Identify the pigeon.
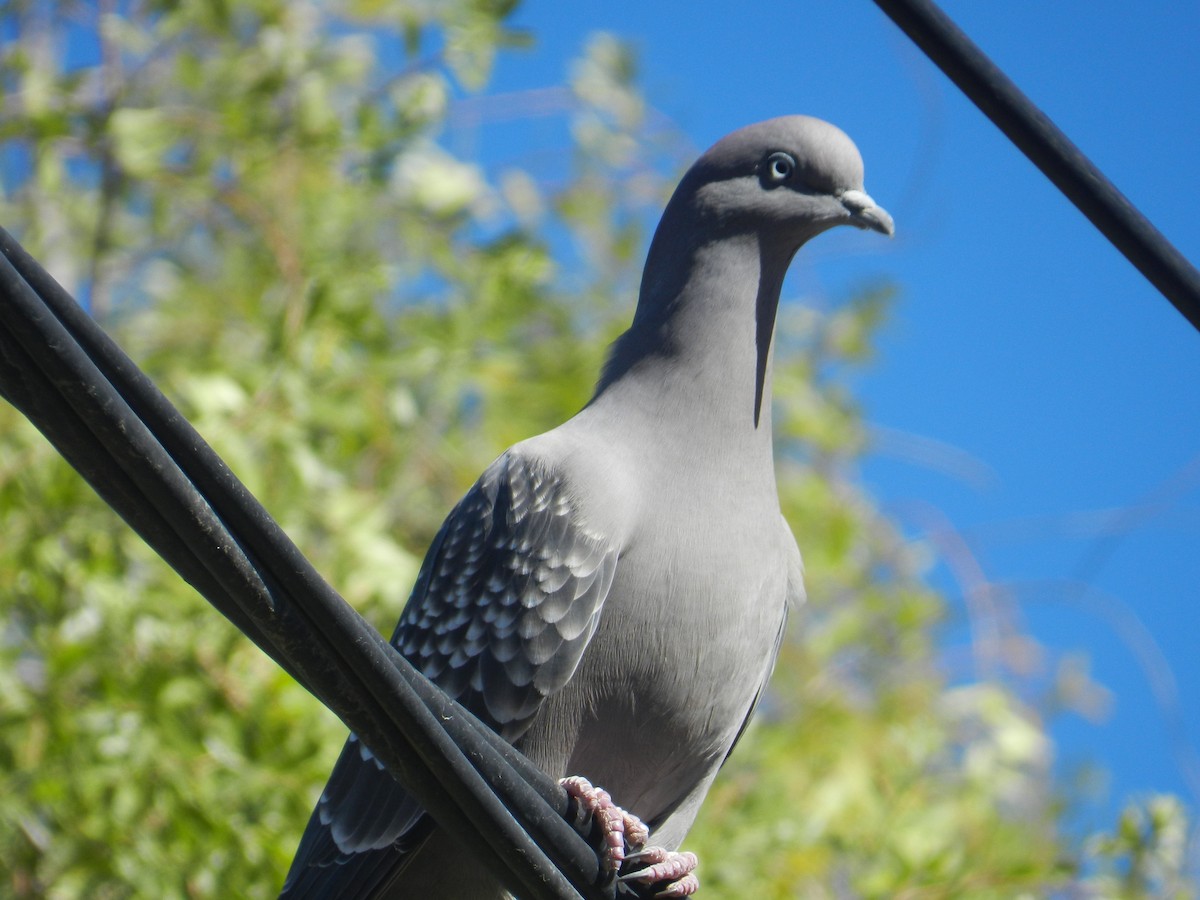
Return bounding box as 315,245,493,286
281,115,893,899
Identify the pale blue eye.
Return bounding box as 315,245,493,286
765,152,795,182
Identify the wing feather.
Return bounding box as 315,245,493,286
280,450,619,897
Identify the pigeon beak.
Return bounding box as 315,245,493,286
840,189,895,237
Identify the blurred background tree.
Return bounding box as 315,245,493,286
0,1,1191,897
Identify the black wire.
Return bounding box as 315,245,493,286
0,228,602,893
0,233,582,843
0,244,555,900
0,229,610,900
873,0,1200,334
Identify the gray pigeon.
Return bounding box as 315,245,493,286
281,115,893,899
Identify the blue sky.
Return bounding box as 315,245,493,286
477,2,1200,840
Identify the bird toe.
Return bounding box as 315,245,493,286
618,848,699,897
559,775,650,873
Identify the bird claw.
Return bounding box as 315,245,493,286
559,775,650,873
559,776,699,896
619,847,699,897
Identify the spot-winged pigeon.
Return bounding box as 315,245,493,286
281,115,893,899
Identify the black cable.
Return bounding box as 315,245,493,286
0,229,610,900
873,0,1200,334
0,231,584,846
0,228,604,895
0,245,560,900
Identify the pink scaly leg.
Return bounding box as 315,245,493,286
559,775,650,874
559,776,699,897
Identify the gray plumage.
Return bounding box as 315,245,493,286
281,115,893,899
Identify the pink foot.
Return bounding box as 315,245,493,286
559,775,650,874
619,847,699,898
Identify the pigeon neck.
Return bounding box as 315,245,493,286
592,229,793,453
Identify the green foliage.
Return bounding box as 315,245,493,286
1083,796,1194,899
0,2,1192,897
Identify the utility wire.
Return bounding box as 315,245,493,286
0,228,612,900
873,0,1200,334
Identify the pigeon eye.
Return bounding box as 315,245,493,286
763,152,795,185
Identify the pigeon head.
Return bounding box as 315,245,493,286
680,115,893,248
601,116,892,428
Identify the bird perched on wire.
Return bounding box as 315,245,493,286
281,115,893,899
